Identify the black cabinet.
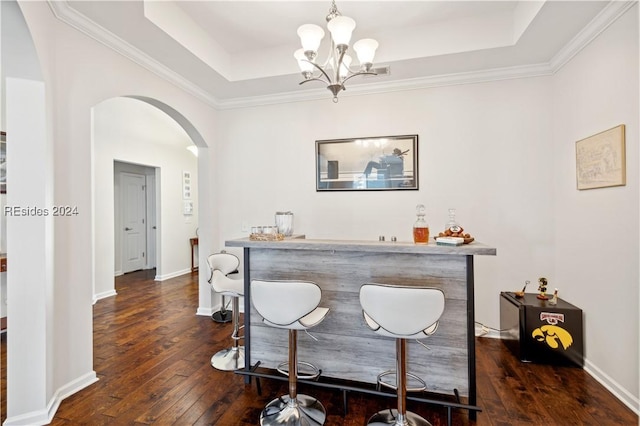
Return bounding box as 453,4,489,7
500,292,584,367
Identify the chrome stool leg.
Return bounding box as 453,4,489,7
211,295,245,371
260,330,326,426
211,295,232,323
367,339,431,426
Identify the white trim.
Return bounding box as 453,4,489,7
94,289,117,302
47,1,220,109
216,62,554,110
584,359,640,415
197,300,245,317
492,334,640,415
548,0,637,71
196,306,216,317
46,0,634,111
3,372,98,426
154,268,192,281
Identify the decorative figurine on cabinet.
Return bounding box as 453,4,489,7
549,288,559,305
537,277,549,300
515,280,529,298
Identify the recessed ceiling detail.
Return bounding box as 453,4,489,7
49,1,631,109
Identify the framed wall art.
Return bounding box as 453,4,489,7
576,124,625,190
316,134,418,191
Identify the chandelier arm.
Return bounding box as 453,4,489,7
306,60,333,84
340,71,377,85
299,77,329,86
335,47,347,83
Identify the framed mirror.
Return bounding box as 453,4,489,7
316,134,418,191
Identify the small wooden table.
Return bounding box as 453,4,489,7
189,238,198,272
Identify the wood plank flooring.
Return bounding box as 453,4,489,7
1,269,637,425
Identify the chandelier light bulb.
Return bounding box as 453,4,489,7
353,38,378,68
327,16,356,47
297,24,325,55
294,49,315,76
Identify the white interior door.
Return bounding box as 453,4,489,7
146,173,157,269
122,172,146,273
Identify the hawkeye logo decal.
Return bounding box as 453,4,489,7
532,312,573,350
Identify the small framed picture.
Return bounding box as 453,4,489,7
182,170,192,199
576,125,625,190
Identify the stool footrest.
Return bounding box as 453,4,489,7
276,361,321,380
377,370,427,393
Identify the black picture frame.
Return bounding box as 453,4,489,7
316,134,418,191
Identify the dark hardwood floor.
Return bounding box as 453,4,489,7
1,270,637,425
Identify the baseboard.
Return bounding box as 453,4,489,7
584,359,640,415
196,300,245,317
3,371,98,426
474,323,502,338
94,289,117,303
154,268,192,281
486,333,639,415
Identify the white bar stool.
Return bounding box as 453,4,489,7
359,284,445,426
207,252,245,371
251,279,330,426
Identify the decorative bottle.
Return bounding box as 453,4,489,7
446,208,461,233
413,204,429,244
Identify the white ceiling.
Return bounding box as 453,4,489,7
50,1,627,108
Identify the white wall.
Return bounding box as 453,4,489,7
215,7,638,412
5,2,219,424
93,97,199,301
216,77,555,316
1,0,43,322
552,5,639,407
7,0,639,423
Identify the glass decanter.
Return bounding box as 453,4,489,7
446,208,462,233
413,204,429,244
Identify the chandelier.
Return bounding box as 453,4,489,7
294,0,379,102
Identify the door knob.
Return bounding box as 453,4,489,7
125,227,133,231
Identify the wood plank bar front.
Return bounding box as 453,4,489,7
226,237,496,410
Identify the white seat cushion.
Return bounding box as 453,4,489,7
251,280,328,330
210,269,244,297
360,284,445,339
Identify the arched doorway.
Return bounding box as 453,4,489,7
92,96,205,300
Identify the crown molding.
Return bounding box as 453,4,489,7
216,63,554,110
47,0,222,109
548,0,637,72
47,0,633,111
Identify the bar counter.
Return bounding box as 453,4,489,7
225,236,496,409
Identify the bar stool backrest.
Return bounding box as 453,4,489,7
207,253,243,296
207,252,240,275
251,280,322,328
360,284,445,338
